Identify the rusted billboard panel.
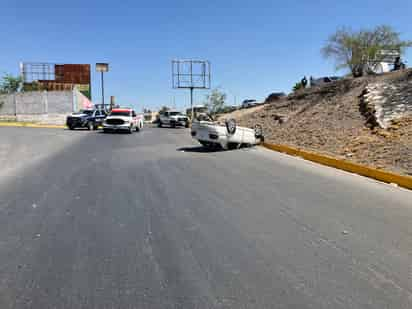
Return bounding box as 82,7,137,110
55,64,90,84
21,62,91,99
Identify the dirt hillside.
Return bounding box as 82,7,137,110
221,70,412,176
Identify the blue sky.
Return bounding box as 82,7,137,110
1,0,412,111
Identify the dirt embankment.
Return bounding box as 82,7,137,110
222,70,412,175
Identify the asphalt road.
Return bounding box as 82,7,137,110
0,126,412,309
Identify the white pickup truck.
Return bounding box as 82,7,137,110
103,108,143,133
158,111,189,128
191,116,264,150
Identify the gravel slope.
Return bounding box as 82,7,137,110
222,71,412,175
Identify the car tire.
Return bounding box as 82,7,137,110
128,126,133,134
136,123,140,132
68,125,75,130
93,124,98,130
87,122,94,130
254,124,263,138
171,122,176,128
225,119,236,135
185,121,189,128
158,121,162,128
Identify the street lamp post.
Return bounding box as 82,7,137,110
96,63,109,110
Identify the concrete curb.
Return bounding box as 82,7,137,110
262,142,412,190
0,122,65,129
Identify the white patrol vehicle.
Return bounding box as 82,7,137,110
103,108,143,133
158,111,189,128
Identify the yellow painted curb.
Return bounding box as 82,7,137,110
262,142,412,190
0,122,65,129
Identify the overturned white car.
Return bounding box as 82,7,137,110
191,116,264,150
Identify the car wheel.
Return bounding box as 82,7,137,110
185,121,189,128
225,119,236,135
254,124,263,138
128,126,133,134
87,122,94,130
68,125,75,130
136,123,140,132
171,122,176,128
93,125,98,130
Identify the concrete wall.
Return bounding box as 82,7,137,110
0,90,88,125
0,94,16,115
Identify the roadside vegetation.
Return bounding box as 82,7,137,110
0,74,22,94
204,88,227,114
322,25,412,77
218,25,412,175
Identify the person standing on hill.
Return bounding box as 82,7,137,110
301,76,308,88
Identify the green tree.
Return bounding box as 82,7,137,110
0,74,22,93
292,82,304,92
322,25,412,77
204,88,226,114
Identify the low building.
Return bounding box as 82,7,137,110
143,110,159,123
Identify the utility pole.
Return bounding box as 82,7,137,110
110,96,115,111
190,87,194,119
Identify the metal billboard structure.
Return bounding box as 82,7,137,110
172,60,211,119
20,62,91,99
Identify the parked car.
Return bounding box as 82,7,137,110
191,115,264,150
241,99,257,109
102,108,143,133
217,105,238,114
264,92,286,103
66,109,107,130
158,111,189,128
310,76,341,87
186,105,208,119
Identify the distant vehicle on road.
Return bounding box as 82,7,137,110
158,111,189,128
66,109,107,130
191,115,264,150
103,108,143,133
186,105,208,119
241,99,258,109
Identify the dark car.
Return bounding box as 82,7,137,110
66,109,107,130
264,92,286,103
310,76,341,87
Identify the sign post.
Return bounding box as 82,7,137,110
96,63,109,111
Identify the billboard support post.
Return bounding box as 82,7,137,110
190,87,194,120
